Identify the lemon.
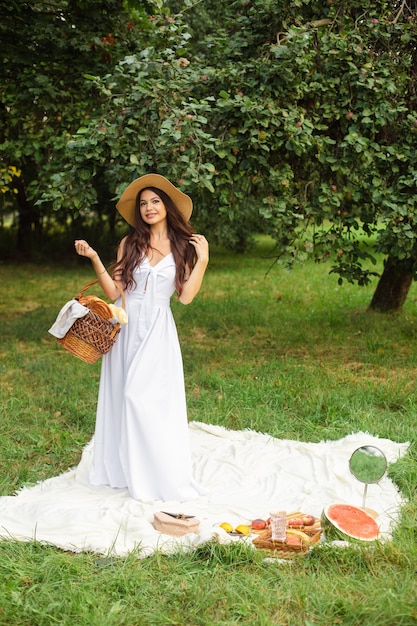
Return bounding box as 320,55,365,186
234,524,250,536
220,522,233,533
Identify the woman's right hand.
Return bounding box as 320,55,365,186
74,240,97,260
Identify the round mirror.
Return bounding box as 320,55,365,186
349,445,387,484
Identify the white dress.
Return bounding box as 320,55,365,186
89,253,205,502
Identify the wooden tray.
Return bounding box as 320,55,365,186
252,514,322,557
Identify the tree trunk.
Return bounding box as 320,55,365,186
368,256,413,313
16,178,37,258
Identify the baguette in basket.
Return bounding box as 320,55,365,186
50,281,127,364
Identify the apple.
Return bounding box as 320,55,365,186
285,533,301,546
251,518,267,531
287,514,315,527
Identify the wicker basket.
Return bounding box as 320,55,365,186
252,514,322,557
57,281,126,364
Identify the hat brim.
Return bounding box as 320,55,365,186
116,174,193,226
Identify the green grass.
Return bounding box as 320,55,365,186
0,237,416,625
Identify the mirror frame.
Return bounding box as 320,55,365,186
349,445,387,484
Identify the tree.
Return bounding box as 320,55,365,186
183,0,417,311
2,0,417,313
60,0,417,310
0,0,149,256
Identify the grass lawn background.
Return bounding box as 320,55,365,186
0,236,416,625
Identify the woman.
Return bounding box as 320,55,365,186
75,174,209,501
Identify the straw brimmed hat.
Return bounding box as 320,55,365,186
116,174,193,226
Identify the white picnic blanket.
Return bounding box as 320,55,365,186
0,423,408,557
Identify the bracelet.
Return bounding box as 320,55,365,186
98,268,107,275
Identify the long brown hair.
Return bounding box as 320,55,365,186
113,187,196,294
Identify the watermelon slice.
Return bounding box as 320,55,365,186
322,503,379,542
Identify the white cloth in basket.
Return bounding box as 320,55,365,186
48,300,90,339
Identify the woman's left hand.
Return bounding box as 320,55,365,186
189,234,209,264
74,239,97,260
180,234,209,304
